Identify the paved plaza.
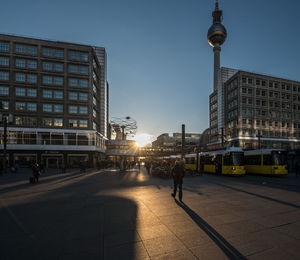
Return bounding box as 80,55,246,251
0,168,300,260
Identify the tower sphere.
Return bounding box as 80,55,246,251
207,23,227,47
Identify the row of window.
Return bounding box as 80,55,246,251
0,56,90,76
241,80,300,92
0,42,89,62
1,87,94,104
13,116,89,128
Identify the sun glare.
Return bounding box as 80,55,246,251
134,133,153,147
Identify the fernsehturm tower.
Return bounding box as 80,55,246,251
207,0,227,144
207,0,227,91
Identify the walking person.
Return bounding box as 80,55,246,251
145,161,151,175
171,160,185,202
32,163,41,183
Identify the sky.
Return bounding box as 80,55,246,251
1,0,300,143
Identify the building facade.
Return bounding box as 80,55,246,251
0,34,109,168
152,133,201,148
224,70,300,150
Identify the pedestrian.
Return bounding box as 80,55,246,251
171,160,185,202
296,160,300,178
32,163,41,183
145,161,151,175
14,162,19,173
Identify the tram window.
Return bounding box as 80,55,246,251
223,155,231,165
245,155,261,165
263,155,272,165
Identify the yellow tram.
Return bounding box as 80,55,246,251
244,149,288,175
199,147,245,175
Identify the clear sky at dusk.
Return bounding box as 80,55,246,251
1,0,300,140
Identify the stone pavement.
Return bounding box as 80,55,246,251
0,167,300,260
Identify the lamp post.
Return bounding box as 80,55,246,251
0,113,13,174
256,130,262,149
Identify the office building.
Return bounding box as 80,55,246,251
0,34,109,168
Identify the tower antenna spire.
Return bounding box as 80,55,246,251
215,0,219,9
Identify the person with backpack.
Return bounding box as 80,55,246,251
171,160,185,202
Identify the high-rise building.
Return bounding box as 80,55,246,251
0,34,109,168
224,70,300,150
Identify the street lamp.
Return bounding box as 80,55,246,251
0,112,13,174
256,130,262,149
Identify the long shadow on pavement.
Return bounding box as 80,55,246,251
0,171,141,260
213,182,300,210
175,200,246,260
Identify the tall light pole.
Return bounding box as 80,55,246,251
0,113,13,174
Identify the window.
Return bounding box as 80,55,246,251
69,92,78,100
69,65,78,73
27,103,37,112
69,119,78,128
43,48,64,58
43,104,52,112
79,106,88,114
80,53,88,61
0,42,9,52
27,88,37,97
93,122,96,130
15,44,26,53
93,84,97,93
248,78,252,84
256,80,260,85
69,78,78,87
261,90,266,96
54,77,63,86
16,44,37,55
79,120,88,128
54,63,63,72
27,74,37,83
0,71,9,80
242,78,246,84
43,118,52,127
27,46,37,55
1,100,9,110
80,79,88,87
43,90,52,98
43,76,52,85
248,88,252,94
16,102,26,111
79,93,88,101
262,81,266,86
54,118,63,127
248,98,252,105
80,66,88,74
54,91,63,99
43,62,52,71
15,73,25,82
54,49,63,58
68,51,88,61
256,99,260,106
93,96,96,105
242,119,246,124
93,109,96,118
16,88,26,96
0,86,9,95
54,104,63,113
242,97,246,104
69,105,77,114
0,57,9,66
16,59,26,68
27,60,37,69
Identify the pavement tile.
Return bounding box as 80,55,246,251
104,241,149,260
189,240,231,260
142,234,185,257
137,224,173,240
151,248,198,260
272,223,300,239
247,247,298,260
104,230,141,247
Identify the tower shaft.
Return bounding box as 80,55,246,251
213,45,221,91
